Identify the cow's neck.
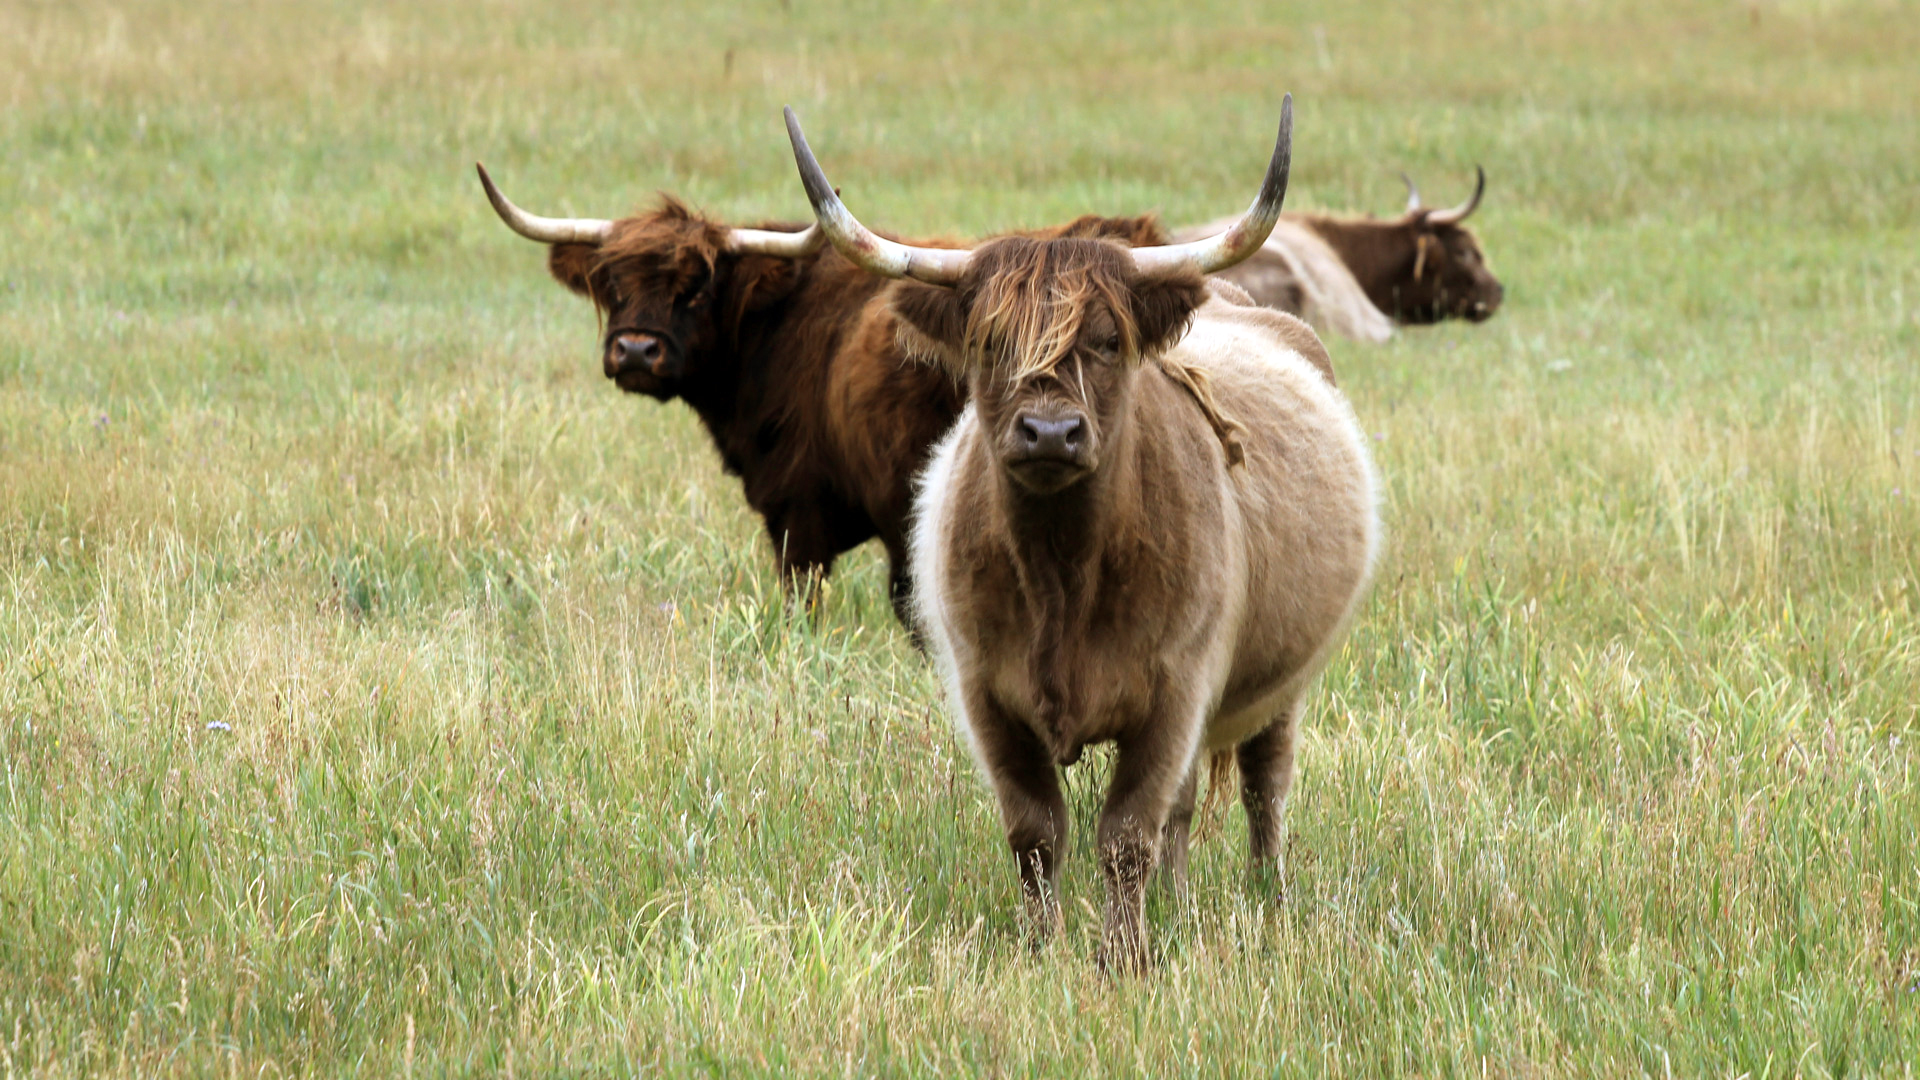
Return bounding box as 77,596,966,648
678,350,747,441
1295,214,1415,315
674,275,796,477
988,397,1147,763
672,358,753,481
674,254,882,484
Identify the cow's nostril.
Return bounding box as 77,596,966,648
1015,415,1086,458
615,335,667,372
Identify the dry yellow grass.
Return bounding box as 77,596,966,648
2,0,1917,1075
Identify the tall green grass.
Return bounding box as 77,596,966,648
2,0,1917,1074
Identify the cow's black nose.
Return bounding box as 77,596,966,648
617,335,665,371
1016,414,1085,459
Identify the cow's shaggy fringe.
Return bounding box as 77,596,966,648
962,241,1153,382
951,238,1249,464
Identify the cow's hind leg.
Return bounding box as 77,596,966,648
969,695,1069,945
1239,700,1304,890
1158,762,1200,898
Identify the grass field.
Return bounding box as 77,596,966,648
3,0,1919,1074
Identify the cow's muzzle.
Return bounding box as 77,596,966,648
1005,411,1092,493
606,332,673,379
1468,285,1503,322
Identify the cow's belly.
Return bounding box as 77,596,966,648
1205,676,1309,750
1193,547,1371,750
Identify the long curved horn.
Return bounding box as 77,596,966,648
725,223,826,257
1129,94,1292,276
476,164,613,245
783,107,972,285
1424,165,1485,226
1400,171,1423,213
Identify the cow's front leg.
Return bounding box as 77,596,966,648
1239,700,1304,887
968,693,1068,944
768,514,837,612
879,531,919,637
1097,719,1198,975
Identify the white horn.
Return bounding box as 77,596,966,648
1424,166,1485,226
1129,94,1293,277
725,223,827,257
783,106,972,285
476,164,613,245
1401,171,1423,213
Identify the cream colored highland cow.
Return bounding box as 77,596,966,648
786,97,1380,973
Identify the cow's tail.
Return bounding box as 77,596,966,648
1192,749,1237,844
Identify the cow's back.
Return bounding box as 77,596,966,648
1177,217,1395,344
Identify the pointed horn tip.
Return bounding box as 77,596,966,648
1131,94,1294,277
1274,95,1294,167
474,162,516,217
782,106,841,216
1426,165,1486,225
776,106,968,284
1263,94,1294,205
475,163,507,211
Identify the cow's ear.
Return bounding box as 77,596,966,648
733,255,803,313
1111,213,1170,248
1128,271,1208,356
890,282,969,370
547,243,602,299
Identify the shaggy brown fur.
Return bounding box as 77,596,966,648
529,199,1168,623
907,236,1379,973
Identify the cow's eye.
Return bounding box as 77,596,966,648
1095,335,1121,358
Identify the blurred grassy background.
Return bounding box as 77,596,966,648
2,0,1917,1075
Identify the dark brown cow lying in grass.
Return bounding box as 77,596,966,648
786,97,1379,972
477,167,1164,623
1179,168,1503,338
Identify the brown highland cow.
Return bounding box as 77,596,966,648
477,166,1165,623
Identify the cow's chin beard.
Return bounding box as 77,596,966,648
1003,456,1092,496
